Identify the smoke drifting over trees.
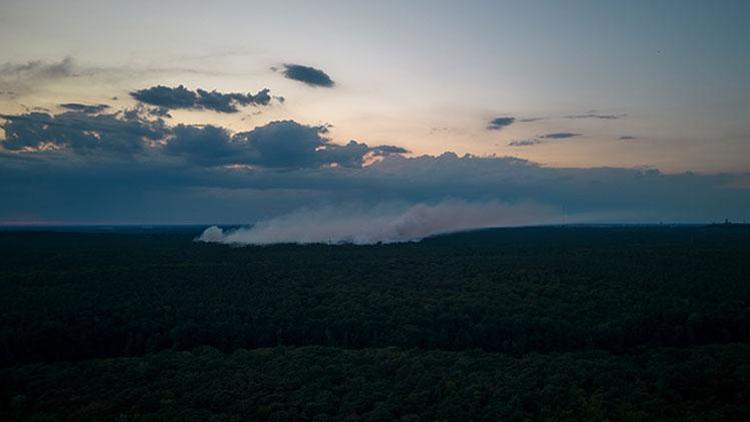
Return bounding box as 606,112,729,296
198,201,559,245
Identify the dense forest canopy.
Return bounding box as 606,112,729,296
1,225,750,420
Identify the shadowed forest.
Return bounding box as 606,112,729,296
1,226,750,420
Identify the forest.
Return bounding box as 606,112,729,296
1,225,750,420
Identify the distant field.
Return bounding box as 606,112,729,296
1,226,750,420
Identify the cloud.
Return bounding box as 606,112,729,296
507,132,580,145
130,85,197,109
147,106,172,118
227,121,404,168
539,132,580,139
280,64,335,87
508,139,543,147
198,200,558,245
163,124,237,166
371,145,409,155
618,135,637,140
59,103,110,114
0,109,168,155
487,116,515,131
231,120,331,167
564,112,627,120
130,85,274,113
163,120,366,168
195,87,271,112
517,117,545,123
2,99,749,227
1,109,406,169
0,57,77,80
0,56,261,99
1,144,748,225
0,57,88,98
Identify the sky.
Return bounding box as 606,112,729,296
0,0,749,233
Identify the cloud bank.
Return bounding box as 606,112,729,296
0,110,403,168
1,95,748,228
197,200,559,245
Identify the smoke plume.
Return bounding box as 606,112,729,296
197,200,559,245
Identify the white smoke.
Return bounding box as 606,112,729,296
196,200,560,245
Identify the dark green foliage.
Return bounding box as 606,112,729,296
0,226,749,420
2,344,750,421
1,226,749,362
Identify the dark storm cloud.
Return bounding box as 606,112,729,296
564,112,627,120
487,117,515,131
540,132,580,139
508,139,543,147
130,85,274,113
59,103,110,114
280,64,335,87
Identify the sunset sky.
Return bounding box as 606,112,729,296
1,0,749,225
